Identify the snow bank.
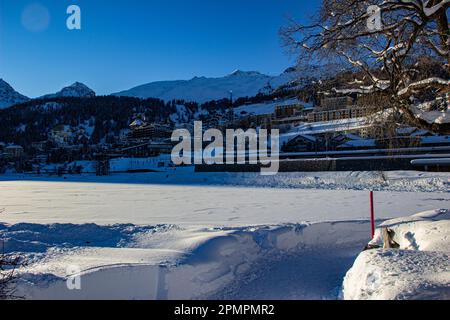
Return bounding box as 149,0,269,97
208,171,449,193
4,221,372,300
343,209,450,300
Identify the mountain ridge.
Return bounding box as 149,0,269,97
112,69,301,103
112,65,340,103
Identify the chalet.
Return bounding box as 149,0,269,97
282,134,318,152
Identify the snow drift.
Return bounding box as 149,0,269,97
5,221,372,300
343,209,450,300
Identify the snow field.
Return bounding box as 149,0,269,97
0,171,448,300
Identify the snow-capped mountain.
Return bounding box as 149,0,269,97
112,65,342,103
0,79,30,109
42,82,96,99
113,69,302,103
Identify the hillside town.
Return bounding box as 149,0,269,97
0,92,450,174
1,85,449,175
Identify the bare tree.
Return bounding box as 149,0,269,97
281,0,450,134
0,255,21,300
0,208,22,300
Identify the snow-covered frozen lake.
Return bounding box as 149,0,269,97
1,180,449,227
0,171,448,300
1,171,448,226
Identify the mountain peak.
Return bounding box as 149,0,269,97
0,79,29,109
227,70,263,77
63,82,96,96
42,82,96,99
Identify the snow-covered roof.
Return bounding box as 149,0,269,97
5,144,23,149
292,134,317,142
234,98,301,117
411,129,430,137
344,133,363,141
303,102,314,110
283,117,369,138
396,127,417,135
338,139,377,149
413,109,450,125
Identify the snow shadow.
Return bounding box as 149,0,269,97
7,221,376,300
0,223,173,253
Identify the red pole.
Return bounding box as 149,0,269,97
370,191,375,239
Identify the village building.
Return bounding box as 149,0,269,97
307,95,381,123
31,141,48,152
283,134,318,152
127,122,173,142
50,125,73,146
271,103,313,130
4,144,24,159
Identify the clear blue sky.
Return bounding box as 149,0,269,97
0,0,319,97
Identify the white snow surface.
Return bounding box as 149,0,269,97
343,209,450,300
0,171,449,300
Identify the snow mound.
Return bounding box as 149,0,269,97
5,221,372,300
343,209,450,300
